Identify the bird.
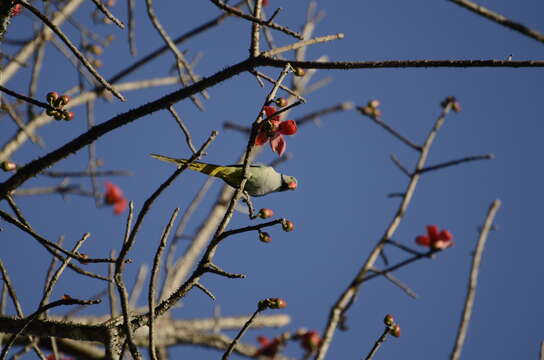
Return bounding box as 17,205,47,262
151,154,298,197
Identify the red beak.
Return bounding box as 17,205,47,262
288,181,297,190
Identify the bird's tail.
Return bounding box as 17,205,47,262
151,154,225,177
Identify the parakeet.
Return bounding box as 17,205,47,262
151,154,297,197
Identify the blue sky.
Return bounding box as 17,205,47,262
2,1,544,359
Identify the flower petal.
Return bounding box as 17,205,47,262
104,182,124,204
439,229,453,241
263,105,279,121
113,198,128,215
278,120,297,135
415,235,430,246
255,130,269,146
426,225,439,241
270,134,286,156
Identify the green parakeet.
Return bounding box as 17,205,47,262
151,154,298,197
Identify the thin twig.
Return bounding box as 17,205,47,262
145,0,207,109
417,154,494,174
209,0,302,39
39,233,90,308
168,106,197,154
108,249,118,318
390,154,411,177
113,201,143,360
90,0,125,28
19,0,125,101
450,199,501,360
148,208,179,360
41,169,132,178
250,70,305,101
386,239,423,256
127,0,136,56
0,85,54,111
0,209,116,266
262,33,344,57
295,102,353,126
194,282,216,301
129,265,148,308
370,268,418,299
163,177,214,290
0,260,24,317
364,327,390,360
222,308,261,360
249,0,262,57
448,0,544,44
358,109,421,151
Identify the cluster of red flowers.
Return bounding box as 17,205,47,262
255,335,284,358
255,105,297,156
415,225,453,249
255,329,322,358
104,182,128,215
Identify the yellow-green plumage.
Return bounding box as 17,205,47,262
151,154,297,197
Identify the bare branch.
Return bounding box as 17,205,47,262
448,0,544,44
209,0,302,39
18,0,124,100
450,200,501,360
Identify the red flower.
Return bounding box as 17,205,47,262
10,4,22,16
415,225,453,249
255,335,282,358
262,0,269,6
255,106,297,156
104,182,128,215
294,329,322,355
46,355,74,360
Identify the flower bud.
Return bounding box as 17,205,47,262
369,99,380,108
384,314,395,327
258,208,274,219
293,67,305,77
259,297,287,310
282,220,294,232
1,161,16,172
56,95,71,107
89,45,103,56
359,106,373,117
278,120,297,135
63,111,75,121
259,232,272,243
390,325,401,338
46,91,59,105
275,97,288,107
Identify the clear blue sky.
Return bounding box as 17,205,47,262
2,1,544,359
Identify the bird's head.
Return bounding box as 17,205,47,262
280,175,298,192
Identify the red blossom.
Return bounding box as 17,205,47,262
104,182,128,215
262,0,269,6
10,4,22,16
46,354,74,360
415,225,453,249
255,106,298,156
255,335,282,358
294,329,322,355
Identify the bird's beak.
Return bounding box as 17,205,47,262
288,181,297,190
